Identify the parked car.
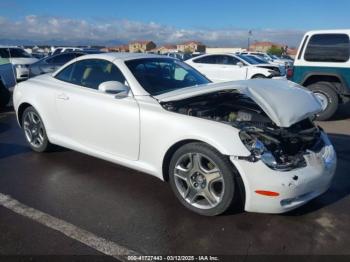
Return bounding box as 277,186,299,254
31,53,47,59
29,50,103,78
269,54,294,68
185,53,282,82
13,53,336,216
236,54,286,76
164,52,192,61
0,47,38,80
239,52,291,68
280,54,294,61
50,47,84,56
289,29,350,120
0,57,16,107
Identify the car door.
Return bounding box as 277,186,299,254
190,55,222,82
191,55,248,82
53,59,140,160
214,55,248,81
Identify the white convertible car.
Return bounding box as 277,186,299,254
13,53,337,216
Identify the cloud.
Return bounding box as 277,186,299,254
0,15,305,47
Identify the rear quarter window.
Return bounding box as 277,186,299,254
304,34,350,62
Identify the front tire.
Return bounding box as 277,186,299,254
251,74,266,79
169,142,237,216
22,106,52,152
308,82,339,121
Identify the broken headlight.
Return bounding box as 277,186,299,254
239,131,304,171
243,138,278,168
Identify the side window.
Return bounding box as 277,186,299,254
55,63,75,82
174,65,188,80
0,49,10,59
56,59,126,90
0,49,10,65
304,34,350,62
193,55,216,64
216,55,241,65
47,53,76,64
52,49,62,56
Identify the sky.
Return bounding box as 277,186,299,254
0,0,349,47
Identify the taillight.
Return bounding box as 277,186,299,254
287,67,293,79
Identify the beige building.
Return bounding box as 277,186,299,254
249,41,282,52
129,41,157,53
177,41,206,53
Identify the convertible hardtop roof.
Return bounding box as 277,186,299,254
77,52,167,62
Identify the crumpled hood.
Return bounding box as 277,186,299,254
155,79,322,128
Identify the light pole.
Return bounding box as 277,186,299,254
247,30,252,51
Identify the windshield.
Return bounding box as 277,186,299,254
236,54,260,64
246,55,268,64
125,58,210,95
9,48,32,58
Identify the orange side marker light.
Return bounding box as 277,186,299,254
255,190,280,197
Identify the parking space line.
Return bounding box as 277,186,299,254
0,193,141,261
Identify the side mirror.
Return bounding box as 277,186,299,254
237,62,244,67
98,81,130,98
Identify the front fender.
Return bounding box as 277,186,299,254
138,104,251,179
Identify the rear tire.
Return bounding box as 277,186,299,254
308,82,339,121
169,142,239,216
22,106,53,152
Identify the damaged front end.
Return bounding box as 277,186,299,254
161,90,323,171
237,119,322,171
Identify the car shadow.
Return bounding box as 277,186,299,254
0,105,14,114
0,143,31,159
285,133,350,216
0,123,10,134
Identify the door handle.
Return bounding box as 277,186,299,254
57,93,69,100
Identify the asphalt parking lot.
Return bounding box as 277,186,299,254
0,104,350,261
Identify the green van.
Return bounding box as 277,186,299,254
289,30,350,120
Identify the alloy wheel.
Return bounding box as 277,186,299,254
174,153,225,209
23,111,45,148
314,92,329,111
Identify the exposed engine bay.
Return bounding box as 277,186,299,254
161,90,323,171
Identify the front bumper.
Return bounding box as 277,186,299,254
231,132,337,214
15,67,29,80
